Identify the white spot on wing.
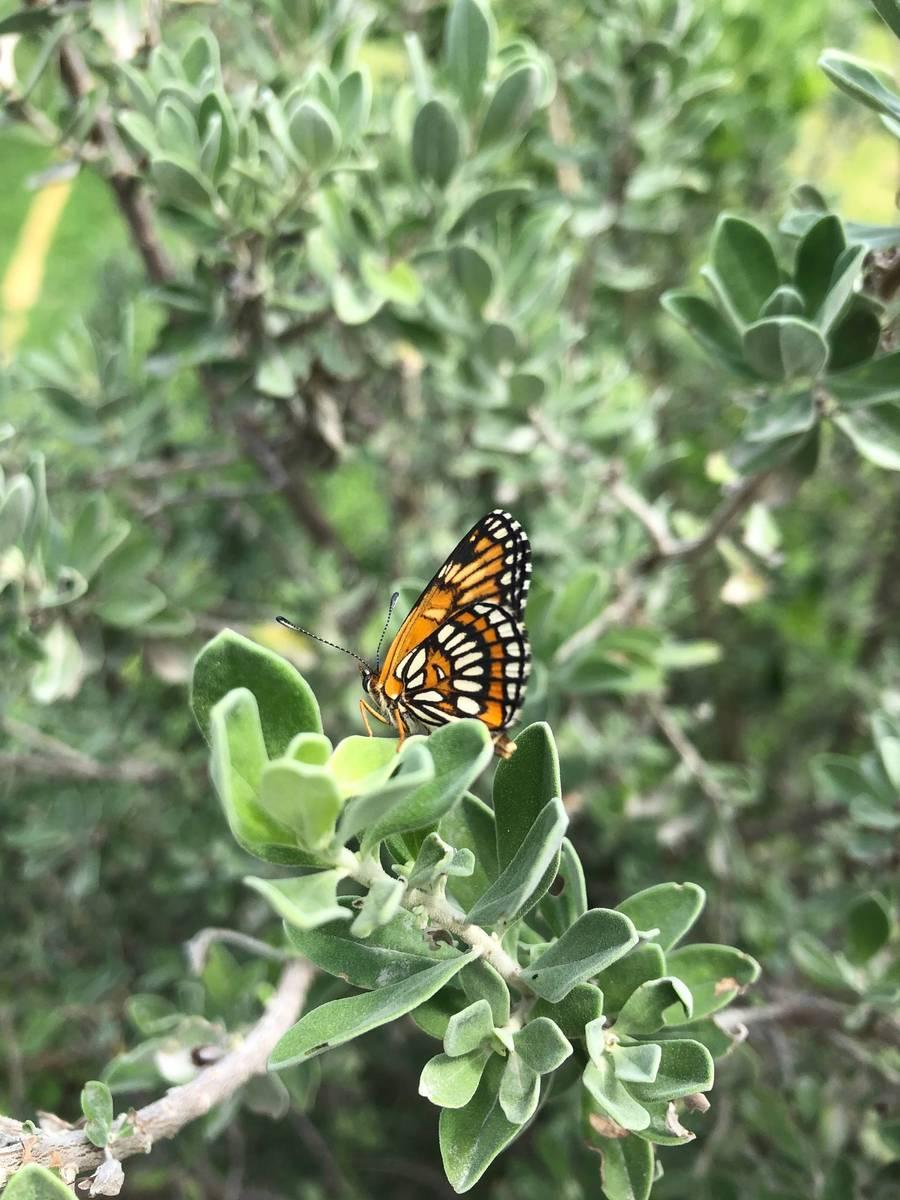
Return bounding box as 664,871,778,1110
454,651,482,670
454,680,481,693
497,622,514,639
457,696,481,716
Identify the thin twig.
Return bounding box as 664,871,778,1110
645,697,731,814
0,961,314,1188
185,928,291,975
344,853,526,990
636,473,772,572
717,992,900,1051
90,449,241,486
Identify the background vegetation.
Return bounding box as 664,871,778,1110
1,0,899,1197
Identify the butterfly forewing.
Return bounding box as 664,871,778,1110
379,508,531,688
400,603,530,732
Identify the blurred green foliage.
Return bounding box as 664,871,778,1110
1,0,899,1197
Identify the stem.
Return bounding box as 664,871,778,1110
342,851,527,991
0,961,314,1188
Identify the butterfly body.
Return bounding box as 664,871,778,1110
359,510,532,757
278,510,531,757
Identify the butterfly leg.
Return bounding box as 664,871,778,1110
493,733,517,759
360,698,389,737
392,708,409,751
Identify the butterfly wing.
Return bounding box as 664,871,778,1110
393,603,530,734
379,509,531,688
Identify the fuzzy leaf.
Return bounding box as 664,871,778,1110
440,1054,525,1192
270,948,478,1067
513,1017,573,1074
465,797,567,927
192,629,321,755
420,1048,492,1108
616,883,705,952
524,909,638,1002
244,871,349,930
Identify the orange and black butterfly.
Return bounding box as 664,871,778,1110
278,510,531,757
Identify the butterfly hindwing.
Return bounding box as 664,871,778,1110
398,603,530,733
379,509,531,689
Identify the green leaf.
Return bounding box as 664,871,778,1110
244,871,350,930
450,244,494,313
350,875,405,937
615,977,693,1035
827,349,900,407
833,403,900,470
817,245,866,333
285,905,460,989
412,99,461,188
192,629,321,755
706,215,780,326
440,1054,525,1192
407,832,475,888
583,1057,650,1131
616,883,705,952
362,721,492,850
459,960,510,1027
666,944,761,1019
819,50,900,124
513,1017,573,1073
3,1166,75,1200
661,291,749,375
0,9,59,35
492,722,563,920
0,475,33,548
444,0,492,114
872,0,900,37
337,741,435,844
479,63,541,145
31,620,85,705
338,69,372,139
289,99,340,168
794,214,846,314
525,909,638,1002
846,891,893,964
628,1039,714,1103
827,303,883,371
258,760,342,852
286,732,333,767
598,1132,655,1200
610,1043,661,1084
152,156,214,209
269,948,478,1067
81,1079,114,1147
540,837,588,938
790,931,856,993
465,797,567,928
444,998,495,1056
420,1048,492,1108
743,317,829,381
760,286,806,317
531,982,604,1038
209,690,320,866
360,253,423,306
439,792,498,912
598,943,667,1014
873,711,900,789
499,1052,540,1124
744,390,817,441
332,275,383,325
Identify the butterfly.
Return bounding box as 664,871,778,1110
278,510,532,758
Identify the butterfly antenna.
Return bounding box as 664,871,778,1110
375,591,401,672
276,616,370,670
